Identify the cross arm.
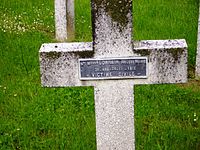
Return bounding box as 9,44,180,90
39,39,187,87
39,42,93,87
133,39,188,85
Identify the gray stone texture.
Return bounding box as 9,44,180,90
40,0,188,149
40,42,93,87
134,39,188,84
196,4,200,77
92,1,135,149
67,0,75,40
55,0,75,41
40,39,187,87
92,0,132,58
55,0,67,41
39,39,187,150
94,80,134,149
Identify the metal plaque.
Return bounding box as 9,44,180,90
79,57,148,80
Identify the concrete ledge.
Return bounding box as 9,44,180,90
39,39,187,87
134,39,187,49
40,42,93,52
39,42,93,87
133,39,188,84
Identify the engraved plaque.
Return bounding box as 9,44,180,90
79,57,148,80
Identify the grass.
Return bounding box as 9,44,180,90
0,0,200,149
135,84,200,149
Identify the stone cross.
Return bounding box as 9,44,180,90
55,0,75,41
40,0,188,149
196,2,200,77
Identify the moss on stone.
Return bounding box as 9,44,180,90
93,0,132,27
166,48,184,61
133,49,151,56
44,52,62,59
74,51,94,58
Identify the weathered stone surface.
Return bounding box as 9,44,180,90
91,3,134,144
134,39,188,84
92,0,132,58
55,0,67,41
39,39,187,87
40,1,188,150
196,5,200,77
40,42,92,52
92,0,132,27
39,42,93,87
55,0,75,41
94,80,134,149
67,0,75,41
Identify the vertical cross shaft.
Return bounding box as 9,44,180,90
91,0,135,149
94,80,135,149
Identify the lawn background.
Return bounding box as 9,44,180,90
0,0,200,149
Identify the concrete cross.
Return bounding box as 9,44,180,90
40,0,188,149
55,0,75,41
196,2,200,77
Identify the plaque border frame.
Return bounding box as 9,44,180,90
78,57,148,80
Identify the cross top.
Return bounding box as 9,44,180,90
92,0,133,58
40,0,188,149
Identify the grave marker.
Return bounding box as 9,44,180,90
67,0,75,40
55,0,75,41
40,0,188,149
196,3,200,77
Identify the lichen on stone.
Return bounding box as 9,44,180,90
92,0,132,27
165,48,184,61
43,52,62,59
133,49,151,56
73,51,94,58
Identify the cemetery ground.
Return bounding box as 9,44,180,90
0,0,200,149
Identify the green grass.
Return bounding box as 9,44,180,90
134,0,199,75
0,0,200,149
135,83,200,149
